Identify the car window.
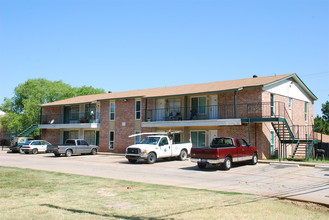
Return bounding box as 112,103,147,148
159,138,168,146
80,140,88,145
211,138,233,148
32,141,41,145
241,139,249,147
65,140,76,145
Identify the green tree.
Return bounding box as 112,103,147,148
314,101,329,135
0,79,105,136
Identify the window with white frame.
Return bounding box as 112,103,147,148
109,131,114,149
288,98,293,108
134,131,141,144
270,131,275,156
135,100,141,120
304,102,309,122
110,102,115,120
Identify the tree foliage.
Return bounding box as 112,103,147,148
0,79,105,136
314,101,329,135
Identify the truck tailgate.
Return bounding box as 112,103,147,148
191,147,219,159
47,145,59,152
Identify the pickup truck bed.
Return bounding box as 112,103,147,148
191,137,258,170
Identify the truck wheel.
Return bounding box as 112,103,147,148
32,148,38,154
65,150,72,157
197,162,207,169
250,153,258,165
178,149,188,161
90,148,97,155
146,152,157,164
54,153,61,157
223,157,232,170
128,159,137,164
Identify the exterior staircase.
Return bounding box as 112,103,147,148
18,124,38,137
271,118,316,160
271,119,294,141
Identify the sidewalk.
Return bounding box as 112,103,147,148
259,159,329,169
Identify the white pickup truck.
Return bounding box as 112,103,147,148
125,132,192,164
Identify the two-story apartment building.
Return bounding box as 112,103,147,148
39,73,317,159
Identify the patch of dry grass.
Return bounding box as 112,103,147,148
0,166,328,219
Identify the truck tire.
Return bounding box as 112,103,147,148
223,157,232,170
250,153,258,165
146,152,157,164
32,148,38,154
90,148,97,155
65,150,72,157
197,162,207,169
178,149,188,161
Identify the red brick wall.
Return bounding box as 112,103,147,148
42,129,61,145
41,106,62,124
113,99,136,153
99,101,110,151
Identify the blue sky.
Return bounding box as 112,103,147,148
0,0,328,116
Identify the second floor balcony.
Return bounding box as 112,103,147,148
144,102,287,122
39,111,100,129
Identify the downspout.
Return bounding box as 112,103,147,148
144,98,148,122
234,88,243,118
248,118,251,144
234,91,237,118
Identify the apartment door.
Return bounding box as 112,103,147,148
156,99,165,121
209,95,218,119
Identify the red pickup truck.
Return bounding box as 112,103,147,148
190,137,258,170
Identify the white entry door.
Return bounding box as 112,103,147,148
209,95,218,119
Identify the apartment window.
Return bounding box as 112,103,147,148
191,131,206,148
304,102,309,122
288,98,293,108
134,131,141,144
109,131,114,149
191,97,206,115
270,94,275,116
110,102,115,120
270,131,275,156
135,100,141,120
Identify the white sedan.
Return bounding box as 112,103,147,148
21,140,51,154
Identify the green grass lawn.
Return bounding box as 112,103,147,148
0,166,328,220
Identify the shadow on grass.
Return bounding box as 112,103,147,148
40,204,163,220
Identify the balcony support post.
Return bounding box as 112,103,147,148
234,90,237,118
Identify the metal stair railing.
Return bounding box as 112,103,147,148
18,124,38,137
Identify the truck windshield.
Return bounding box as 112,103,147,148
139,137,160,145
210,138,234,148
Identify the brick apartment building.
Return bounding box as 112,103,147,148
39,73,317,159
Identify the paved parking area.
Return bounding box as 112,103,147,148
1,150,329,205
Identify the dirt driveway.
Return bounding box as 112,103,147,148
1,150,329,205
